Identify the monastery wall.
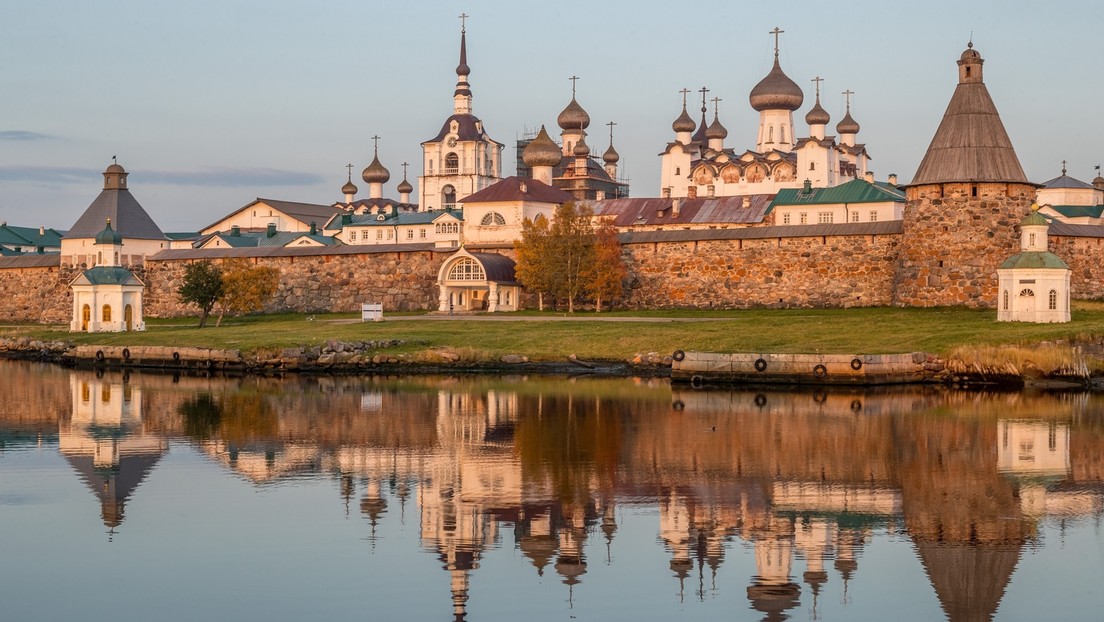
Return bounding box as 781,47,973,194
1051,234,1104,300
0,262,76,324
619,233,902,308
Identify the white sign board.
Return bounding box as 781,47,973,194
361,303,383,322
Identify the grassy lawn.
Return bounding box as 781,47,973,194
5,302,1104,362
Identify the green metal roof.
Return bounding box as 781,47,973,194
1020,210,1049,226
0,224,64,248
1047,204,1104,219
769,178,905,211
79,266,144,286
999,251,1069,270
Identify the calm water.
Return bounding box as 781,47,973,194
1,361,1102,622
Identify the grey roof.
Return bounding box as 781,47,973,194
201,198,343,233
469,252,517,283
149,242,438,262
68,188,167,240
329,210,462,230
909,57,1028,185
583,195,773,227
425,113,502,146
0,254,63,268
1049,221,1104,238
618,220,903,244
205,230,338,248
73,266,145,286
1040,174,1096,190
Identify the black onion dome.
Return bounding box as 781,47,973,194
361,154,390,184
836,110,860,134
805,96,830,125
672,105,696,133
523,125,562,168
557,97,590,131
749,59,804,112
603,143,619,164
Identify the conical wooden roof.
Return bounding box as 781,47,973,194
910,45,1028,186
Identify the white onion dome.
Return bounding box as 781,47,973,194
603,143,619,164
705,113,728,139
836,110,860,135
557,97,591,131
361,154,390,184
805,97,830,126
672,105,696,133
749,59,804,112
522,125,562,168
572,136,590,157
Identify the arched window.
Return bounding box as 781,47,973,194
445,153,459,173
1002,290,1009,310
1049,289,1058,310
1029,233,1036,247
102,305,112,322
780,125,786,143
768,126,774,143
480,212,506,226
442,184,456,209
447,258,486,281
1019,288,1035,298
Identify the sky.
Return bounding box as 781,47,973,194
1,0,1101,232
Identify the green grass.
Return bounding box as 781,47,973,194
7,302,1104,362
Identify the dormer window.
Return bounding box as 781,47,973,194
377,214,386,221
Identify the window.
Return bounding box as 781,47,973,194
799,212,808,224
376,230,383,240
1049,289,1058,310
480,212,506,226
406,230,414,240
1029,233,1036,247
1019,288,1035,297
387,230,393,240
768,126,774,143
818,212,833,224
445,153,459,173
1003,290,1009,310
447,257,486,281
349,231,357,241
851,211,860,222
442,185,457,208
869,210,878,222
782,213,791,225
810,162,816,171
420,228,426,239
102,305,112,322
780,126,786,143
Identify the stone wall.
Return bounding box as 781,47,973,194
1051,234,1104,300
619,233,902,308
0,263,75,323
896,182,1035,307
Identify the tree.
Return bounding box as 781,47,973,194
547,202,596,313
177,260,224,328
584,220,626,312
514,213,554,310
215,258,281,327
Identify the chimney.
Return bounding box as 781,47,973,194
864,171,874,183
341,213,352,225
662,187,671,199
742,197,750,209
802,179,813,195
687,185,697,199
519,181,527,194
310,221,317,235
39,226,44,236
671,198,680,218
267,222,277,238
888,173,898,185
596,190,605,201
231,225,241,237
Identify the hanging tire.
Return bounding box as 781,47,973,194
754,394,767,407
851,399,863,412
672,400,685,412
122,348,130,360
850,357,863,370
813,364,827,379
95,350,104,361
754,358,767,372
172,351,180,362
690,375,704,388
672,350,686,362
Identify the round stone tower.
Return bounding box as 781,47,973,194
895,43,1036,308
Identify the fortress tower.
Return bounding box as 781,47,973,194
895,43,1036,307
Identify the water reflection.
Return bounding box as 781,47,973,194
1,362,1102,621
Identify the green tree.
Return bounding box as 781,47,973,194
177,260,224,328
547,202,595,313
215,258,281,327
514,213,554,310
584,220,626,312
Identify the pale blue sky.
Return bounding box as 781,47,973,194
1,0,1100,231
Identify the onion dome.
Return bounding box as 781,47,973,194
1021,203,1048,226
572,136,590,157
341,179,358,196
805,96,830,126
95,218,123,245
706,113,728,140
749,59,804,112
557,97,591,131
361,154,390,184
396,176,413,195
523,125,563,168
603,143,619,164
672,105,696,133
836,109,860,135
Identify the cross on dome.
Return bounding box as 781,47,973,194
769,27,784,57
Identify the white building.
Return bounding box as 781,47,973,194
1036,164,1104,225
69,220,146,332
997,206,1071,323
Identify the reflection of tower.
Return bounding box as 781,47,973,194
59,374,167,538
747,516,800,622
555,512,588,607
833,527,865,605
660,491,694,601
360,478,388,545
795,517,833,619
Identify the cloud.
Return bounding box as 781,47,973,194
0,165,324,187
0,130,54,141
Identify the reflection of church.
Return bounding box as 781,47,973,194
58,374,167,535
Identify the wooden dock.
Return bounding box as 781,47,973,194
671,351,934,386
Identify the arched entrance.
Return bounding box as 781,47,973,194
81,304,90,332
437,249,521,313
124,304,133,331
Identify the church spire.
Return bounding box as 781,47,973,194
453,13,472,114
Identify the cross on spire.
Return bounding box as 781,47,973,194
812,76,824,98
606,120,616,145
679,88,691,107
769,27,784,57
346,163,353,181
1061,159,1068,175
458,12,468,32
698,86,709,113
711,96,722,115
842,89,854,111
569,75,579,97
371,135,380,155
